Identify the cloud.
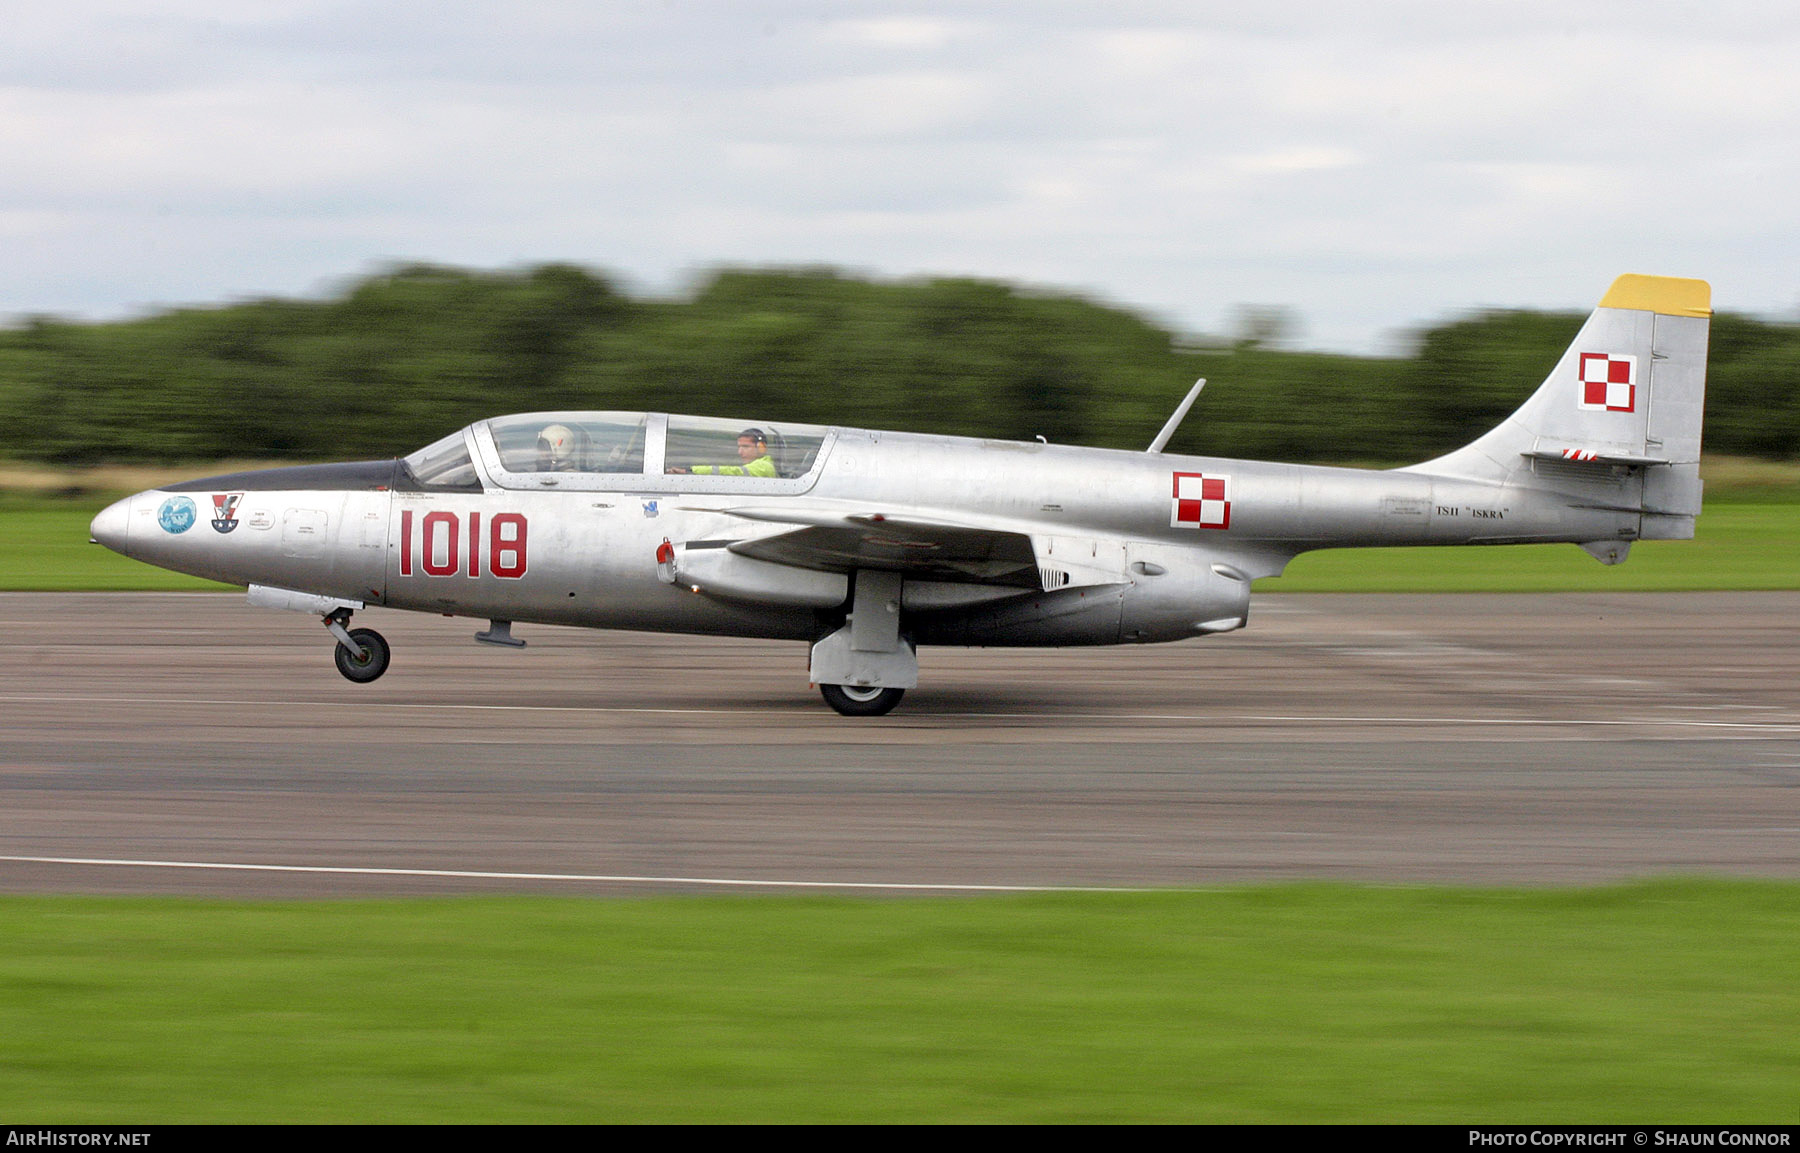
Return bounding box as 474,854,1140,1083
1,1,1796,348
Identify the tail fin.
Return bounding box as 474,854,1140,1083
1406,274,1711,540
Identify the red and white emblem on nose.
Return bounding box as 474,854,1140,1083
1172,471,1230,529
1577,352,1636,412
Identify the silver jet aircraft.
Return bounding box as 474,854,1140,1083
90,274,1711,715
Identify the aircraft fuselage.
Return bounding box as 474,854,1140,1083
94,427,1638,648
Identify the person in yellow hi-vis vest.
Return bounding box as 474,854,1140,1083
668,428,778,477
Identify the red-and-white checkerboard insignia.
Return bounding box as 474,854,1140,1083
1172,471,1230,529
1577,352,1636,412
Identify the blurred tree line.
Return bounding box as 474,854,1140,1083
1,263,1794,465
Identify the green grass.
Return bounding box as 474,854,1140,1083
0,501,235,591
1,882,1796,1123
1267,503,1800,592
8,493,1795,593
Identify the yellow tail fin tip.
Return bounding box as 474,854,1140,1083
1599,274,1712,318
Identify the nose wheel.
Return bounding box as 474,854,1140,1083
333,628,390,683
819,683,905,717
324,609,390,684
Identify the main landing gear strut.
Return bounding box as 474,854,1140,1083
811,570,915,716
323,608,390,684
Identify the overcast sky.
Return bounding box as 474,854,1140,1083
4,0,1796,351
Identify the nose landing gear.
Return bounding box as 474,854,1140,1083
323,608,390,683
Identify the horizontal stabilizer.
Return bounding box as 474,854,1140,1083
1522,446,1672,468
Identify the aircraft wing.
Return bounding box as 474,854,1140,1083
707,507,1042,586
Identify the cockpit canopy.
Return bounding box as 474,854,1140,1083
402,412,833,492
490,413,648,475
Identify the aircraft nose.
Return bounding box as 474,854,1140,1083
89,495,133,553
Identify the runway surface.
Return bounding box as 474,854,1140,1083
1,591,1796,895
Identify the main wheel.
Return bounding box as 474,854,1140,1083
333,627,391,684
820,682,905,717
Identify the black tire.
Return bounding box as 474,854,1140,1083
820,683,905,717
333,627,390,684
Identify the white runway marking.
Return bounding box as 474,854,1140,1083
1235,714,1800,732
4,695,1797,732
0,854,1148,894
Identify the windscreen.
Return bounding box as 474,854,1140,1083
402,431,482,490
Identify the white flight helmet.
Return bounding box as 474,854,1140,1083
537,423,578,471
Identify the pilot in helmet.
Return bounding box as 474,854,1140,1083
537,423,579,472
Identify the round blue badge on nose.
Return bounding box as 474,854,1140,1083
157,496,198,534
